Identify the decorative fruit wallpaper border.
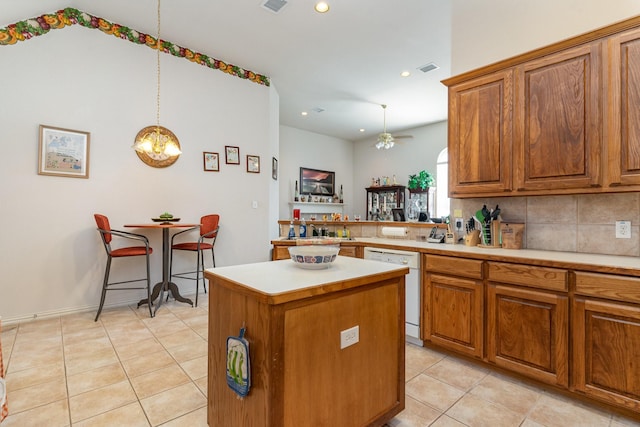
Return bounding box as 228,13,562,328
0,7,270,87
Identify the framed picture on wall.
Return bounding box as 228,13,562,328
300,167,335,195
38,124,90,178
272,157,278,180
225,146,240,164
247,155,260,173
203,152,219,171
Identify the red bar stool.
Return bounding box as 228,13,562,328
170,214,220,307
94,214,154,320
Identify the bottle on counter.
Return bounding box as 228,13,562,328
288,220,296,239
339,185,344,203
294,180,300,202
299,218,307,238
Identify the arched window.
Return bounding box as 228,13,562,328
435,147,449,218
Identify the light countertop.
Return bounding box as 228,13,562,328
274,237,640,273
205,255,409,297
354,237,640,272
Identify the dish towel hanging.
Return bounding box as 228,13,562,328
226,327,251,398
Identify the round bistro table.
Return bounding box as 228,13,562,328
124,222,200,316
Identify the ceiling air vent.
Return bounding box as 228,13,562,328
418,62,440,74
262,0,288,13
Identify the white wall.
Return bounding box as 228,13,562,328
278,126,354,219
451,0,640,74
0,25,278,321
352,122,448,219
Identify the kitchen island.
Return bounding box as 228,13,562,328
204,256,409,426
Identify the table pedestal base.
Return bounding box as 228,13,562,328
138,281,193,315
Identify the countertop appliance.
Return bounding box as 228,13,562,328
364,247,422,346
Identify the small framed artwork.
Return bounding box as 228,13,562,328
203,152,219,171
225,145,240,164
247,155,260,173
272,157,278,180
38,124,90,178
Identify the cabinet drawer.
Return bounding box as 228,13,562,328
575,271,640,303
338,246,357,258
488,262,567,291
425,254,483,279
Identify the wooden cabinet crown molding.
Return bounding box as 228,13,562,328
442,14,640,87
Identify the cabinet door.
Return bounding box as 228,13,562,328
573,297,640,411
514,42,602,191
448,69,513,196
606,28,640,187
424,273,483,358
487,284,568,387
273,245,292,260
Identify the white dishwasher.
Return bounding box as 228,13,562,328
363,247,422,346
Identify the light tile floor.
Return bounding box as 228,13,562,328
1,299,640,426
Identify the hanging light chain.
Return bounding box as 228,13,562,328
156,0,161,139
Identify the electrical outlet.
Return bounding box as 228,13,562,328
251,200,258,209
455,218,463,231
616,220,631,239
340,325,359,349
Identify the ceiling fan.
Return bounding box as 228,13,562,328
375,104,413,150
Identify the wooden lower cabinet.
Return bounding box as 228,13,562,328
487,262,569,387
424,255,484,358
573,272,640,412
487,284,569,387
272,244,291,261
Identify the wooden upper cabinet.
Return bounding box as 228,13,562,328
440,17,640,197
606,27,640,186
447,70,513,196
513,43,603,191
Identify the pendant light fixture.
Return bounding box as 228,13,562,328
132,0,182,168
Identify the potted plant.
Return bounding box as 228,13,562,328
408,170,434,191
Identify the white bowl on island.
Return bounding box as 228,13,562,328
288,245,340,269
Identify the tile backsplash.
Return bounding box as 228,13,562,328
451,193,640,256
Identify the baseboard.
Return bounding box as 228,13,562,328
1,290,200,326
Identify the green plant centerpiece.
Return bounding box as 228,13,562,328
408,170,434,191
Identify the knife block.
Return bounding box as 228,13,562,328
464,229,480,246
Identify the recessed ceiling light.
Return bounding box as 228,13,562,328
359,129,365,132
314,2,330,13
301,111,308,116
400,71,411,77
